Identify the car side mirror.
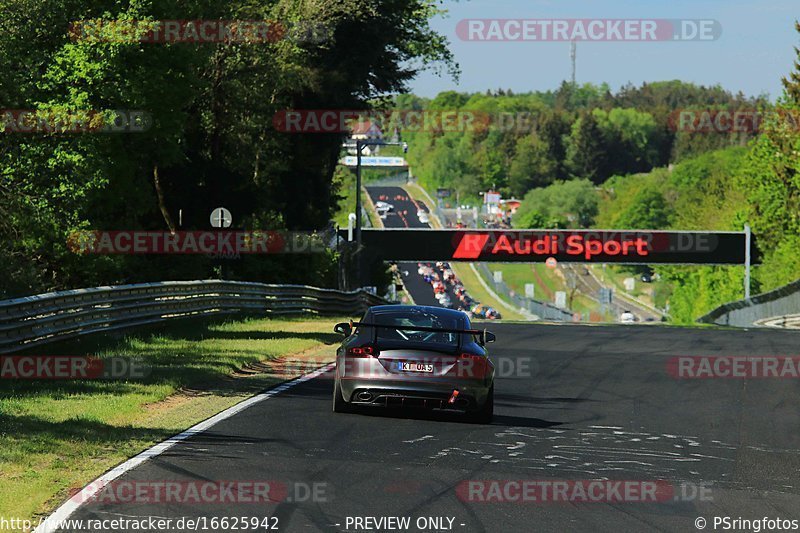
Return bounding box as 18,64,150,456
482,330,496,345
334,322,352,337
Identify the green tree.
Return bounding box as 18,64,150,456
564,112,608,184
514,179,598,228
593,108,663,174
781,21,800,104
508,133,555,196
612,189,671,229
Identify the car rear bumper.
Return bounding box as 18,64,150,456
339,377,491,410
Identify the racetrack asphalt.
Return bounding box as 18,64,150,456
60,322,800,532
365,186,459,309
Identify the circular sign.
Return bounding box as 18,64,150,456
545,257,558,269
210,207,232,228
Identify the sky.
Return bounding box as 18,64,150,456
408,0,799,100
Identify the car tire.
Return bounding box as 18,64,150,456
470,384,494,424
333,379,351,413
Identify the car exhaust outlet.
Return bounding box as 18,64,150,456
357,391,373,402
448,389,460,404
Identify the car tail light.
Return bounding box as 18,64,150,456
347,345,376,357
458,353,488,378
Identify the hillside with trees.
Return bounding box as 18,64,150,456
400,80,767,203
396,22,800,323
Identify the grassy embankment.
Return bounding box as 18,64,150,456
0,316,346,521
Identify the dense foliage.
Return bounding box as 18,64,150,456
401,81,766,200
0,0,454,297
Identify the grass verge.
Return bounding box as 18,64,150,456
492,263,599,319
0,315,346,521
450,264,526,321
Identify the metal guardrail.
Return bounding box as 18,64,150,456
0,280,389,354
474,263,575,321
697,277,800,328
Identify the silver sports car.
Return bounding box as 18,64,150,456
332,305,496,423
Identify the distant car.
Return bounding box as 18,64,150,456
332,305,496,423
375,201,394,212
619,311,636,323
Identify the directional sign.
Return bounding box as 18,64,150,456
210,207,232,228
340,156,408,168
344,229,756,265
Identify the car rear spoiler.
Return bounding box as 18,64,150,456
351,322,494,346
352,322,482,335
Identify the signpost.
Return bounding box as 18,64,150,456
525,283,535,299
599,288,613,304
598,287,613,317
210,207,232,228
210,207,232,280
555,291,567,309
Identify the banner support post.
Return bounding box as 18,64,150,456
744,224,751,299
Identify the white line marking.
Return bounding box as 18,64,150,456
403,435,434,444
34,362,335,533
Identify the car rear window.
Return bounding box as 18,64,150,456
368,310,466,346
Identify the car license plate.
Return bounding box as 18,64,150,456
399,362,434,373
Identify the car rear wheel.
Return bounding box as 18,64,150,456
332,379,351,413
470,384,493,424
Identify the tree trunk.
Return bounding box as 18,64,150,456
153,164,176,232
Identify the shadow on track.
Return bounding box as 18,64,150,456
348,405,564,428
